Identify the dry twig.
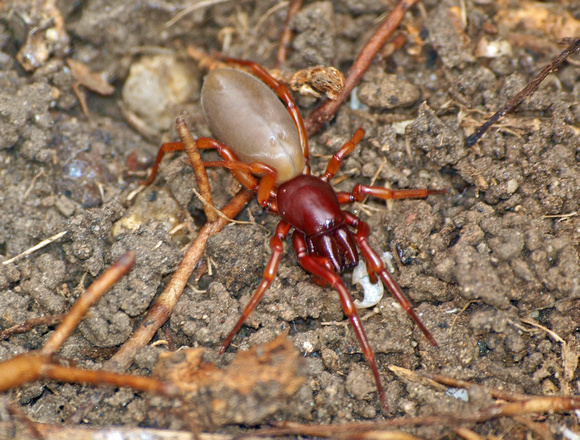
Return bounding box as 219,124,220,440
465,38,580,146
276,0,303,67
0,314,66,340
305,0,421,135
2,231,67,265
175,116,217,222
0,253,191,430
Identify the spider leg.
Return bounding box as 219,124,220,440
336,186,443,284
143,137,279,207
220,220,291,354
199,138,278,206
343,211,438,347
337,187,446,204
292,230,388,411
142,142,186,186
351,185,447,201
143,137,261,188
323,127,365,181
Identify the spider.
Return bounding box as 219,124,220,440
145,59,445,409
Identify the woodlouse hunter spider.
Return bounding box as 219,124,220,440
144,58,446,410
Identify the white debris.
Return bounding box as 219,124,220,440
476,37,513,58
445,387,469,402
353,252,395,309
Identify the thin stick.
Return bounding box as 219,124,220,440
276,0,303,67
68,191,252,424
176,116,217,222
0,422,267,440
42,364,177,396
454,427,486,440
305,0,420,135
0,314,66,340
21,169,46,201
520,317,564,344
191,187,258,226
255,395,580,437
465,38,580,147
426,372,532,402
2,231,67,265
40,252,135,357
70,130,254,425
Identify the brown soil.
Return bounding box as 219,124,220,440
0,0,579,438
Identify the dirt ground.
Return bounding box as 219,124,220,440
0,0,579,438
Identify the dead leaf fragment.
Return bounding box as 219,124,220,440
154,334,305,428
16,0,70,71
67,58,115,95
270,66,345,100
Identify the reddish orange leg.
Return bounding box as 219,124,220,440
143,136,279,207
197,138,279,206
223,57,309,169
344,212,438,348
292,231,388,411
203,159,277,207
323,127,365,181
303,255,336,287
220,220,291,354
195,137,261,194
337,183,446,284
143,137,259,189
337,187,446,205
141,142,185,186
322,126,446,202
351,185,447,201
